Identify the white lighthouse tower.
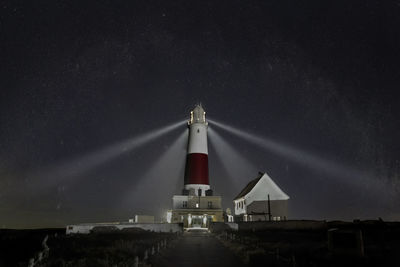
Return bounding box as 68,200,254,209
184,104,210,196
168,104,223,228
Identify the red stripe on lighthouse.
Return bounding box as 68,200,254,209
184,153,209,185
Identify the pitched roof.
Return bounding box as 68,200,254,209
233,172,289,201
234,172,264,200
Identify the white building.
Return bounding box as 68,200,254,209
233,172,289,222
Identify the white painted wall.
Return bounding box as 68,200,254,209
188,123,208,154
234,173,289,216
172,195,189,209
184,184,210,196
134,215,154,223
234,198,246,215
66,223,182,234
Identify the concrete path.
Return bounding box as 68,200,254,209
149,231,244,267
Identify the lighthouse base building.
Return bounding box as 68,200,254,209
167,192,223,228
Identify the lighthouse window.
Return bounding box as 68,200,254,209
197,129,200,133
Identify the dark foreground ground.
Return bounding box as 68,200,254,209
213,220,400,266
0,228,64,267
149,230,243,267
1,220,400,266
0,227,177,266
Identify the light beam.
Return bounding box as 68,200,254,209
208,127,257,190
34,120,186,191
209,119,395,197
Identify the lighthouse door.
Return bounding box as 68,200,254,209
191,215,203,228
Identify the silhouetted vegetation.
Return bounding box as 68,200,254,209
0,228,177,267
216,220,400,266
2,221,400,266
0,229,64,267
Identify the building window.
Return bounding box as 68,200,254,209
182,201,187,208
207,201,212,208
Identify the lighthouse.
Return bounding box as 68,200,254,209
184,105,211,196
167,104,223,228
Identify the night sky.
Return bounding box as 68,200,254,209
1,0,400,228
